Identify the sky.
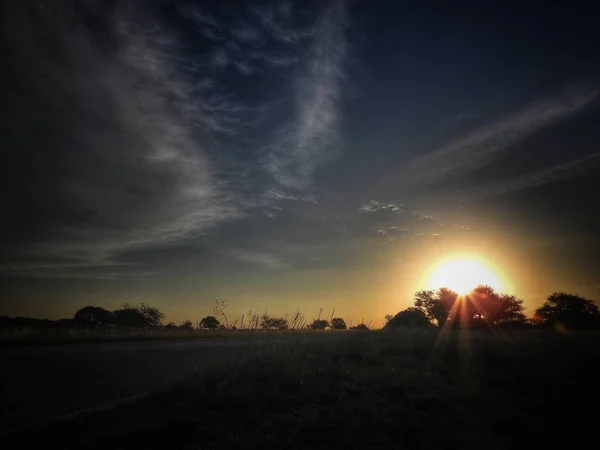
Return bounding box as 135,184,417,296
2,0,600,326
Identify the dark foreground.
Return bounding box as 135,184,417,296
0,334,306,430
3,330,600,449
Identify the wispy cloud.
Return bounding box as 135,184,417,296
264,1,349,189
402,89,599,188
264,189,319,204
229,250,289,270
463,152,600,201
2,1,353,279
1,1,243,275
231,21,265,45
358,201,404,213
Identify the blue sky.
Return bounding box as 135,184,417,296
2,0,600,324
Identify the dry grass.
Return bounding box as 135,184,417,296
5,329,600,449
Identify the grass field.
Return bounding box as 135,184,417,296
5,329,600,449
0,328,275,346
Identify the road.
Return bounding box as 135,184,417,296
0,338,263,431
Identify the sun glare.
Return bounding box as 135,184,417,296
426,256,502,295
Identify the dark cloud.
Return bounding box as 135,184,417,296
1,1,242,272
1,0,351,279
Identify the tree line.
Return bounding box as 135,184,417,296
0,303,165,331
384,286,600,331
2,288,598,333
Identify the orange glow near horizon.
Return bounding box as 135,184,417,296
422,255,512,295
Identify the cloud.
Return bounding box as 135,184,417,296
463,152,600,200
231,22,265,45
229,250,289,270
264,54,299,67
355,199,445,241
402,89,599,188
358,201,404,213
1,1,242,274
251,3,309,45
1,1,352,279
184,2,306,76
263,1,349,189
263,189,319,204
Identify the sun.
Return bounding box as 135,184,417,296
426,256,502,295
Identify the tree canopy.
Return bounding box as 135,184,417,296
139,303,165,328
310,319,329,330
180,320,194,330
384,307,432,329
73,306,113,327
330,317,347,330
260,314,288,330
535,292,600,330
199,316,220,330
413,286,527,328
113,303,148,328
111,303,164,329
414,288,456,326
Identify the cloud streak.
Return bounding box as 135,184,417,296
463,152,600,201
264,1,349,190
402,89,599,188
229,250,289,270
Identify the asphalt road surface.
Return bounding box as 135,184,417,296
0,338,262,431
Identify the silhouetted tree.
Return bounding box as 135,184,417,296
73,306,113,327
139,303,164,328
113,303,147,328
111,303,164,329
469,287,527,326
164,322,177,330
535,292,600,330
414,286,526,328
384,307,432,329
414,288,457,326
310,319,329,330
260,314,288,330
199,316,220,330
350,323,370,330
180,320,194,330
330,317,347,330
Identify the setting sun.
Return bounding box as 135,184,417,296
426,256,503,295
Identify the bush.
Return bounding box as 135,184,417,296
384,307,432,329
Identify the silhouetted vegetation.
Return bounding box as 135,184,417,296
111,303,164,329
384,307,432,329
180,320,194,330
412,285,527,328
2,289,598,346
73,306,113,328
0,316,74,331
4,289,600,448
330,317,347,329
414,287,456,326
260,314,288,330
535,292,600,330
199,316,220,330
309,319,329,330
